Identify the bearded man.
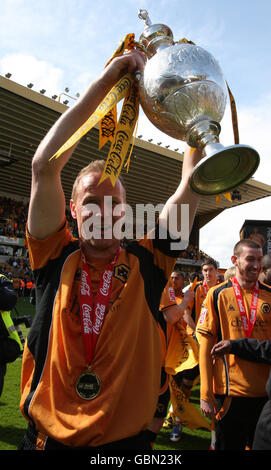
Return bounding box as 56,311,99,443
197,239,271,450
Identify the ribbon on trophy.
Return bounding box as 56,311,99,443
50,34,140,186
98,69,140,186
99,33,135,150
214,82,241,203
215,83,240,205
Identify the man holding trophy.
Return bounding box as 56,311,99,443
18,48,202,450
18,10,259,450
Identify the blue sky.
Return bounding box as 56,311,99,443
1,0,270,267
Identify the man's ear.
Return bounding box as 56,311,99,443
231,255,237,266
70,199,77,219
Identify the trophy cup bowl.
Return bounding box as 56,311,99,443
137,10,260,195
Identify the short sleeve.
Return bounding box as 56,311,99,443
26,219,75,271
196,287,218,337
159,281,177,311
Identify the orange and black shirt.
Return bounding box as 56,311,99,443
158,282,199,376
20,219,179,447
158,281,177,365
197,279,271,398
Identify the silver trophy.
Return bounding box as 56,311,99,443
137,10,260,195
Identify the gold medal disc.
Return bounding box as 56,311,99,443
76,371,101,400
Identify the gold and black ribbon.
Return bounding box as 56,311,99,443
99,33,135,150
50,33,139,187
49,72,133,161
98,77,140,186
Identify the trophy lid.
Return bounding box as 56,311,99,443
138,9,174,57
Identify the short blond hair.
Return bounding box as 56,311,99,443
71,159,126,201
224,266,236,281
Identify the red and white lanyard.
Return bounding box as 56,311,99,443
202,282,208,298
202,280,220,298
232,276,259,338
79,248,120,366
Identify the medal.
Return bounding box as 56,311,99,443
76,248,120,399
76,370,101,400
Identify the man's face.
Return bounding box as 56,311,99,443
170,272,184,292
202,264,217,286
232,246,263,284
70,172,126,253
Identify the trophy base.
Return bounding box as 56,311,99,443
190,144,260,196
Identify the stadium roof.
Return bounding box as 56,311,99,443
1,74,271,229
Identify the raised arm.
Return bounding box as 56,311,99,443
159,146,202,238
163,291,194,324
28,51,145,240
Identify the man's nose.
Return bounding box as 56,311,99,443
254,261,262,270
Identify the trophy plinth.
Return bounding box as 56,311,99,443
137,10,260,195
187,120,260,195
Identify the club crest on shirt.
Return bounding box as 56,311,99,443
113,264,129,283
228,304,235,311
261,303,271,314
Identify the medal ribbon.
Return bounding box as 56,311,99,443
232,276,259,338
80,248,120,366
202,281,208,298
202,279,220,297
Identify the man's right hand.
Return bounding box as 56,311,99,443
211,340,231,361
200,399,216,419
100,50,146,89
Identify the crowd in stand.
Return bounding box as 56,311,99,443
180,244,211,262
0,196,78,239
0,197,28,239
